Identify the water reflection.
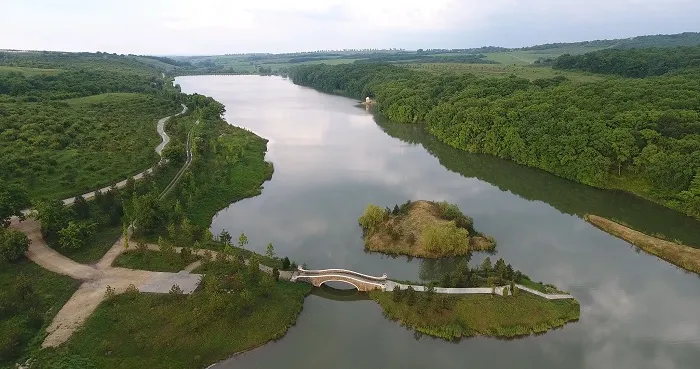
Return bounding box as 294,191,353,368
175,75,700,369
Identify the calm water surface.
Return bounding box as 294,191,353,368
176,75,700,369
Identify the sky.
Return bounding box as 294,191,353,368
2,0,699,55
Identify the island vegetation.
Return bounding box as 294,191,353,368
290,47,700,222
371,289,579,340
358,200,495,258
373,255,578,340
585,214,700,275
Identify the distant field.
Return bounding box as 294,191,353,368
130,56,178,72
399,63,605,82
0,65,61,75
485,44,613,64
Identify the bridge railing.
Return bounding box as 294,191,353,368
297,267,387,281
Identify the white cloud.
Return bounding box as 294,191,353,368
1,0,698,53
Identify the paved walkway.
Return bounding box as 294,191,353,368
293,268,574,299
16,226,204,348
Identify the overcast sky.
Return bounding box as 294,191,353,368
2,0,699,55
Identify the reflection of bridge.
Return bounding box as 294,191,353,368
291,267,388,292
291,267,576,300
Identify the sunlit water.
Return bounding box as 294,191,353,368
176,75,700,369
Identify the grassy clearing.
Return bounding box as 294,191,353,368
370,290,580,340
0,260,80,367
112,250,198,272
484,45,610,64
54,225,123,264
586,214,700,274
0,65,61,76
34,270,310,369
398,63,604,82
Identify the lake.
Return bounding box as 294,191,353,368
176,75,700,369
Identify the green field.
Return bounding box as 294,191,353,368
485,44,613,64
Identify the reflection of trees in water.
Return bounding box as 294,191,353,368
418,255,471,282
374,116,700,246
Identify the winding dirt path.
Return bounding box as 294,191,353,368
9,104,202,348
62,103,187,206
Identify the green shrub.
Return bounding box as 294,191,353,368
0,228,30,262
358,204,387,231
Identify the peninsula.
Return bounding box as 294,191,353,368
586,214,700,275
358,200,495,258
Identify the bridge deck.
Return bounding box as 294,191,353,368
293,268,574,299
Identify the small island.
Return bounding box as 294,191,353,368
371,256,580,340
358,200,495,258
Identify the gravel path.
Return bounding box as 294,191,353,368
37,234,202,348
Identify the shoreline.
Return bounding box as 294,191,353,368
585,214,700,275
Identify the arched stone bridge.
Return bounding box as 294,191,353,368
290,267,576,300
290,267,388,292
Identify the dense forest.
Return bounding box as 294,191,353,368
290,60,700,221
0,51,182,200
553,46,700,77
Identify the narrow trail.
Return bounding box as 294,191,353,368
62,103,188,206
159,119,198,199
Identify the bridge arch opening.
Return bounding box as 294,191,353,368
319,280,360,291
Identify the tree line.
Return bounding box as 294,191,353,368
553,46,700,77
290,62,700,220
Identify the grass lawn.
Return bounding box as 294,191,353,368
112,250,197,272
34,281,311,369
370,290,579,340
0,260,80,367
